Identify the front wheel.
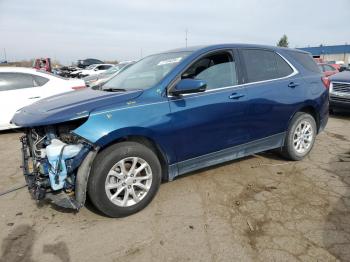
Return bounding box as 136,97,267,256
88,142,161,217
281,112,317,161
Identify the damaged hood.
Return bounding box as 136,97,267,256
11,88,143,127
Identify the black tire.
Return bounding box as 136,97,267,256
88,141,161,217
281,112,317,161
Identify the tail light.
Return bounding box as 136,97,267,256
321,77,330,89
72,85,86,90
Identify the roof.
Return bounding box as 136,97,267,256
163,43,305,54
298,45,350,55
0,67,39,73
0,67,67,80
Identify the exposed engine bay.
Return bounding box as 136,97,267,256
20,120,96,210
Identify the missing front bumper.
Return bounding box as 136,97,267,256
20,135,81,210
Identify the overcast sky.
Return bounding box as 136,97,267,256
0,0,349,64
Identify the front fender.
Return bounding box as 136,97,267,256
72,99,177,164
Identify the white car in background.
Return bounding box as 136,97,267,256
70,64,114,78
0,67,86,130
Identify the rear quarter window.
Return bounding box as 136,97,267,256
33,75,49,86
286,51,321,74
240,49,294,83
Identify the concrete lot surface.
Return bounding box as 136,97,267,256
0,114,349,262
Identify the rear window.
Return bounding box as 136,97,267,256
287,51,321,73
0,73,35,91
240,49,294,82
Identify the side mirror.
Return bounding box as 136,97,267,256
170,79,207,96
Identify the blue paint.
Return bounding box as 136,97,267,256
12,44,329,180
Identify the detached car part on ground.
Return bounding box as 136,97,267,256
12,44,329,217
329,71,350,112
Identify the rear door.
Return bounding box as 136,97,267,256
238,48,301,141
0,73,46,128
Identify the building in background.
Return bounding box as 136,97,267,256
298,44,350,65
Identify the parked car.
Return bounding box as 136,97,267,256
77,58,104,69
84,62,135,88
329,71,350,112
318,63,338,77
70,64,114,78
0,67,85,130
12,44,328,217
53,66,80,78
326,61,344,70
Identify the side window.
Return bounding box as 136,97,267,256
182,52,238,90
275,53,294,77
33,75,49,86
98,65,112,70
0,73,35,91
241,49,294,83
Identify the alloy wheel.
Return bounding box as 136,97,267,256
105,157,152,207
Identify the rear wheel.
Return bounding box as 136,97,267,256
88,142,161,217
281,112,317,161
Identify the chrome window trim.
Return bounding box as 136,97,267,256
91,51,299,116
167,51,299,98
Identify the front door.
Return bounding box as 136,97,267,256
168,50,250,168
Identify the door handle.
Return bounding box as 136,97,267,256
29,96,41,99
229,93,245,100
288,82,299,88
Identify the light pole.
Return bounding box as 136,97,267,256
3,48,6,62
185,29,188,48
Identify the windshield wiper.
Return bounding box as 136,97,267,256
102,88,127,92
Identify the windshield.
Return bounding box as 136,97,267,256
104,65,123,75
103,51,190,90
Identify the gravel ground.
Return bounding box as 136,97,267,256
0,114,349,262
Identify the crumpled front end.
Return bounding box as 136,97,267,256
20,120,97,210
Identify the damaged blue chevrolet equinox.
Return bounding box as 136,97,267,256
12,44,329,217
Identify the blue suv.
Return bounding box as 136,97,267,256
12,44,329,217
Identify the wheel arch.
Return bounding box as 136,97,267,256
288,104,320,133
97,134,170,182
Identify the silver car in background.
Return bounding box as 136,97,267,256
84,61,135,89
